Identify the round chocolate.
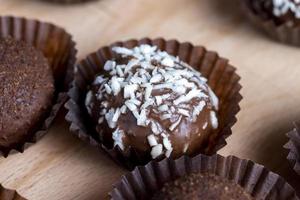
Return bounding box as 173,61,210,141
85,44,219,160
252,0,300,26
151,173,255,200
0,37,54,149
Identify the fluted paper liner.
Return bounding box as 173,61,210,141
0,16,77,157
284,123,300,176
65,38,242,169
110,154,299,200
243,0,300,46
0,184,26,200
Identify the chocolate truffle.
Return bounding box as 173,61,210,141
152,173,255,200
0,37,54,150
252,0,300,26
85,44,219,160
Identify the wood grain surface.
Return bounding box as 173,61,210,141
0,0,299,199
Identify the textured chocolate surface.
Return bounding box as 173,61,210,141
151,173,255,200
85,44,219,160
0,37,54,150
250,0,300,26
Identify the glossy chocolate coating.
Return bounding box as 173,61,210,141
86,45,218,160
89,83,214,158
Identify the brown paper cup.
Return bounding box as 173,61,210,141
65,38,242,169
110,154,299,200
0,16,77,157
0,184,26,200
284,123,300,176
243,0,300,46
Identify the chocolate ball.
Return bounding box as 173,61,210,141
85,44,219,160
253,0,300,26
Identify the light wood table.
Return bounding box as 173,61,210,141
0,0,299,199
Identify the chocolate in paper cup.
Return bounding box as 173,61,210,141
0,16,77,157
243,0,300,46
110,154,299,200
0,184,26,200
65,38,242,169
284,123,300,176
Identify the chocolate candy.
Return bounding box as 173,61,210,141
85,44,219,160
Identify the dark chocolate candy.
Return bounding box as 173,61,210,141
0,37,54,150
251,0,300,27
85,44,219,161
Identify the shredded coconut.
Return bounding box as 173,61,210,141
112,128,125,150
147,134,158,147
151,144,163,159
272,0,300,19
85,44,219,157
210,111,218,129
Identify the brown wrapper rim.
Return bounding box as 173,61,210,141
243,0,300,47
0,184,26,200
0,16,77,157
65,38,242,169
110,154,299,200
284,122,300,176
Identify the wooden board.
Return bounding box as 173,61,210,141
0,0,300,199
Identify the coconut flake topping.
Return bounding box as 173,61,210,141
86,44,219,158
272,0,300,18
